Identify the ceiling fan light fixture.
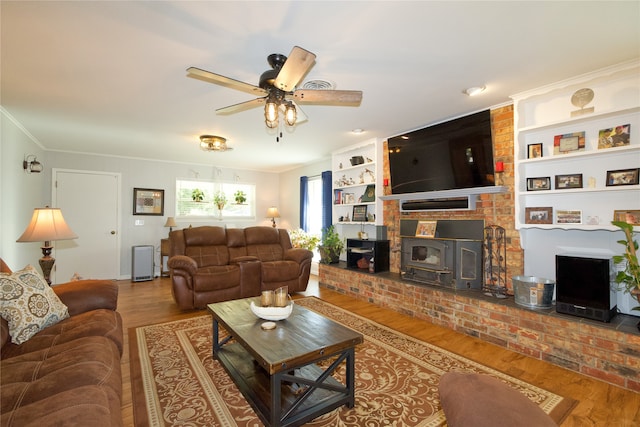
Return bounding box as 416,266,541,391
199,135,230,152
264,98,278,128
284,102,297,126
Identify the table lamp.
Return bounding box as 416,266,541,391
164,217,177,236
16,207,78,285
267,207,280,228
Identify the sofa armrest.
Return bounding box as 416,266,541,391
168,255,198,275
53,279,118,316
284,248,313,264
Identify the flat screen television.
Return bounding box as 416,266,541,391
387,110,495,194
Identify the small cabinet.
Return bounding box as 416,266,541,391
346,239,390,273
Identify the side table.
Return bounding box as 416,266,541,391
160,238,170,277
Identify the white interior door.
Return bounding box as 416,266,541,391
52,169,120,282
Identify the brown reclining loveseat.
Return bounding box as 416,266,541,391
168,226,313,310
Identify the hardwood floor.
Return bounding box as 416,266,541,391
119,276,639,426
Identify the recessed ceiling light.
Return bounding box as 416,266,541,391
464,86,486,96
352,128,364,134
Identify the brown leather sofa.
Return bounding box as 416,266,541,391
0,259,123,426
168,226,313,310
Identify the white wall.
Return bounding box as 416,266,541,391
1,111,48,269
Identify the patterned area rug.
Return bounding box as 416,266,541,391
130,297,575,426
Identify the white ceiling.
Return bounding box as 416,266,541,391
2,1,639,173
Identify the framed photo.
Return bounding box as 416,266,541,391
606,168,639,186
527,143,543,159
526,176,551,191
614,210,640,225
598,124,630,149
556,210,582,224
525,207,553,224
553,132,585,154
352,205,368,222
343,193,355,204
415,220,437,238
360,184,376,202
555,173,583,189
133,188,164,216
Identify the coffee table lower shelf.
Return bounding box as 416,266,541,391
216,342,354,427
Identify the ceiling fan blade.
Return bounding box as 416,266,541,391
273,46,316,91
292,89,363,106
187,67,267,96
216,97,266,115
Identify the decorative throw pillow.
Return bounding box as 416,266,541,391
0,264,69,344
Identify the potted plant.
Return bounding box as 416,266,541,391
612,220,640,319
289,229,320,252
191,188,205,202
213,191,227,211
234,190,247,205
318,225,344,264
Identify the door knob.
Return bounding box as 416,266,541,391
110,230,116,235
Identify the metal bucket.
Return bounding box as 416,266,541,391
512,276,555,309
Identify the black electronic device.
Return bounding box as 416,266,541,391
387,109,495,195
555,255,616,322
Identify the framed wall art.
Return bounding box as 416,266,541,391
133,188,164,216
598,124,630,149
525,207,553,224
526,176,551,191
553,131,585,154
352,205,368,222
415,220,437,238
613,210,640,225
555,173,583,189
606,168,639,186
527,143,543,159
556,210,582,224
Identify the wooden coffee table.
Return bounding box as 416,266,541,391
207,297,363,427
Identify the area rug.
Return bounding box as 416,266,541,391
130,297,576,426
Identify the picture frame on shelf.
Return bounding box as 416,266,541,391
598,124,630,149
613,210,640,225
360,184,376,202
556,210,582,224
606,168,639,186
553,131,585,154
352,205,368,222
527,143,543,159
343,193,355,204
555,173,583,190
133,188,164,216
526,176,551,191
415,220,437,238
525,207,553,224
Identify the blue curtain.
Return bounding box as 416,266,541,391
299,176,309,231
321,170,332,231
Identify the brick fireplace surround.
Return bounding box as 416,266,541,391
319,106,640,392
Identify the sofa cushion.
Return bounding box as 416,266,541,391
0,265,69,345
1,308,123,360
193,266,241,292
185,245,230,267
438,372,557,427
1,336,122,426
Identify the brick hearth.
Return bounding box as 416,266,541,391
319,263,640,392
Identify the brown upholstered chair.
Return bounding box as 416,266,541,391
242,226,313,292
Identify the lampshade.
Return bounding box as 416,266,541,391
266,207,280,218
164,217,177,228
17,208,78,243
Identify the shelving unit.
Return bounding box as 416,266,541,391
512,60,640,232
331,139,383,230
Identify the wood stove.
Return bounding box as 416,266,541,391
400,220,483,290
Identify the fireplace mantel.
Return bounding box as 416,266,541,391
380,186,508,211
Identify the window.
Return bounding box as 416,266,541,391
176,179,255,219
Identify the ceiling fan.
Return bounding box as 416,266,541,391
187,46,363,136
